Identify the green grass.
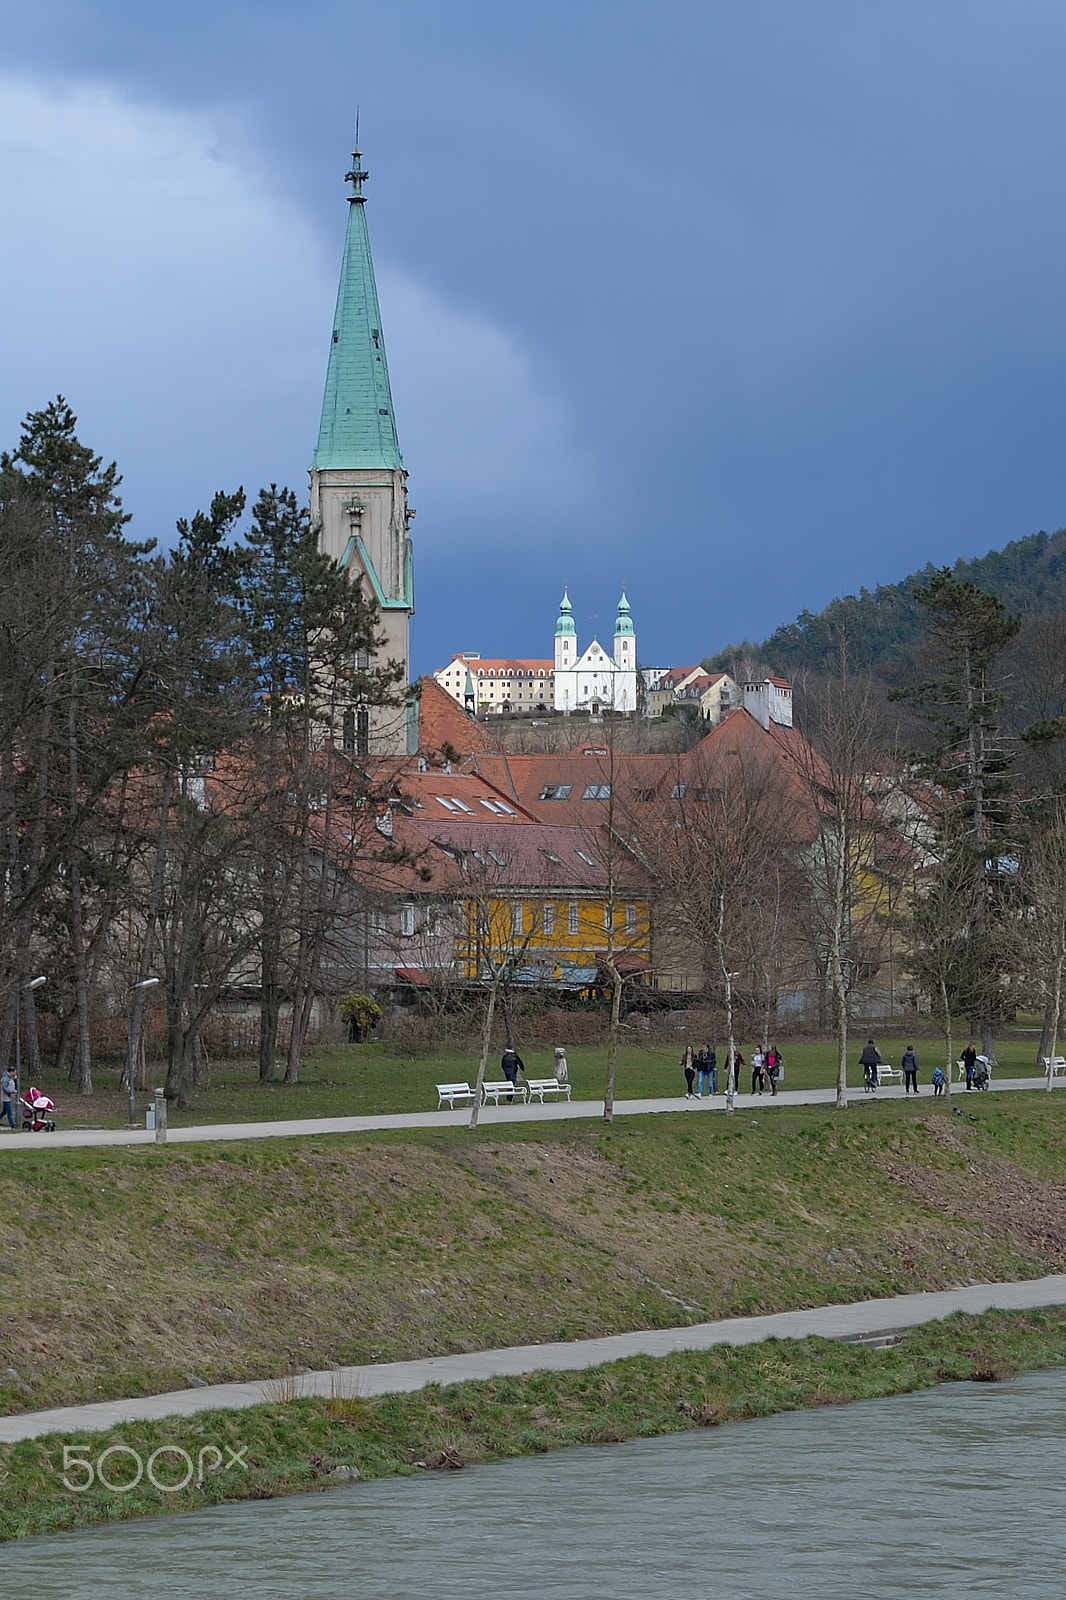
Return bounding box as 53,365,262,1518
3,1092,1066,1417
2,1305,1064,1543
29,1029,1048,1130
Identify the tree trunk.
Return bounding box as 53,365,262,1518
468,979,499,1132
603,964,623,1123
69,859,93,1096
125,767,173,1099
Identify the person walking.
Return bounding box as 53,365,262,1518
732,1049,745,1092
961,1042,977,1091
766,1049,780,1097
500,1045,525,1104
702,1045,718,1097
693,1046,708,1098
681,1044,696,1099
0,1066,15,1130
931,1066,946,1097
859,1038,883,1092
902,1045,920,1094
751,1049,765,1095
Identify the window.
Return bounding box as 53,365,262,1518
582,784,611,801
568,903,579,936
450,797,473,813
538,784,573,801
604,905,613,931
357,708,369,755
488,849,506,867
671,783,687,801
539,847,562,864
435,796,458,812
512,901,524,936
626,904,637,934
370,909,386,936
576,849,596,866
400,904,415,938
635,788,657,803
543,903,555,936
342,709,355,751
496,801,516,815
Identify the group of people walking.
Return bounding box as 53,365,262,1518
681,1044,783,1098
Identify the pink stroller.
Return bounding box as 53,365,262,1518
21,1088,56,1132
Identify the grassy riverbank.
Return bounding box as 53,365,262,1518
3,1094,1066,1414
2,1305,1064,1542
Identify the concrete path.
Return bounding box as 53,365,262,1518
2,1273,1065,1445
0,1077,1051,1153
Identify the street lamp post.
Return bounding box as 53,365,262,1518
15,976,47,1123
126,979,161,1126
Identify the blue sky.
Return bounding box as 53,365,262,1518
4,1,1066,673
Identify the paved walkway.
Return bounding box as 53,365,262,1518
2,1273,1065,1444
0,1077,1051,1152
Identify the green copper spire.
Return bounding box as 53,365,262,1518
614,588,634,636
312,145,403,472
555,587,576,636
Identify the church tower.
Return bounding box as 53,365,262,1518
310,144,414,754
554,588,577,713
612,590,637,714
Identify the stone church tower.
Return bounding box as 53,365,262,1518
310,145,414,754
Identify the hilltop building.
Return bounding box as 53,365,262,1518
435,654,555,715
553,589,638,715
311,144,414,755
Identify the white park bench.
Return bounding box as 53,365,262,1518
875,1064,904,1085
481,1080,529,1105
525,1077,572,1104
1042,1056,1066,1079
436,1082,476,1109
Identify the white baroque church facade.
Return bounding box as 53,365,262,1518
553,589,639,716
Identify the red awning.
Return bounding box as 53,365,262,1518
593,952,650,974
393,966,431,988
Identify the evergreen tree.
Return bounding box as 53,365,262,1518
895,569,1022,1059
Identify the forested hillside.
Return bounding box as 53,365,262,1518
707,527,1066,677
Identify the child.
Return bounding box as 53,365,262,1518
931,1066,946,1098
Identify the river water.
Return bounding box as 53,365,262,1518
5,1368,1066,1598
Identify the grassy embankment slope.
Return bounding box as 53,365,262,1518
3,1091,1066,1539
31,1033,1046,1128
3,1092,1066,1416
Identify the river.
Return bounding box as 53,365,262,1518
5,1367,1066,1597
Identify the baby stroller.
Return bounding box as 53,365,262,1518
972,1057,991,1092
21,1088,56,1132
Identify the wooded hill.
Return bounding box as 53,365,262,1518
707,526,1066,677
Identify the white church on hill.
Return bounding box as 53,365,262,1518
553,589,639,715
433,590,640,717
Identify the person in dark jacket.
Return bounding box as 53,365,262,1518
681,1045,696,1099
501,1046,525,1104
961,1042,977,1090
859,1039,883,1092
902,1045,920,1094
766,1048,780,1096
